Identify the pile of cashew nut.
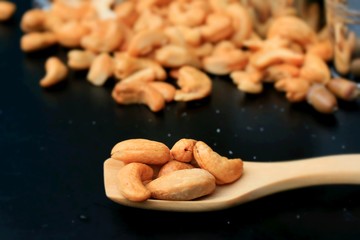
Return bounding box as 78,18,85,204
109,138,243,201
15,0,360,113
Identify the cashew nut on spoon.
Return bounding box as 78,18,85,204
104,154,360,212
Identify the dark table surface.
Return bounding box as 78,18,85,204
1,1,360,240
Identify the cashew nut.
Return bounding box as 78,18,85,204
174,66,212,102
127,29,168,56
121,68,156,84
300,53,331,85
40,57,68,88
154,44,201,68
114,52,167,81
157,160,194,178
20,8,46,32
113,0,138,27
267,15,317,47
0,1,15,21
111,139,171,165
148,81,176,102
50,0,94,22
264,64,300,83
133,7,166,33
306,39,334,62
67,49,97,70
112,81,166,112
230,70,263,94
81,19,124,53
147,168,216,200
226,2,253,47
200,12,234,43
87,52,114,86
203,42,248,75
274,77,310,102
251,48,304,69
168,0,208,27
20,32,57,52
170,138,197,163
54,20,90,48
117,162,153,202
193,141,243,185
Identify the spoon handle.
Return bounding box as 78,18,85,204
245,154,360,192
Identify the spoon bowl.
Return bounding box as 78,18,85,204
104,154,360,212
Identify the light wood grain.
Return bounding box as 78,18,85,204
104,154,360,212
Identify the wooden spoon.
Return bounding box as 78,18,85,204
104,154,360,212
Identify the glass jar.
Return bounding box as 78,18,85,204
326,0,360,79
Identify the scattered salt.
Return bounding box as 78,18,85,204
246,126,253,131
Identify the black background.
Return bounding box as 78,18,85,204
1,1,360,239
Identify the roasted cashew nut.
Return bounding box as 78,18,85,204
275,77,310,102
170,138,197,163
20,8,46,32
168,0,208,27
174,66,212,102
40,57,68,88
127,29,168,56
157,160,194,178
87,52,114,86
300,53,331,85
111,139,171,165
67,49,97,70
54,20,90,48
81,19,124,53
117,162,153,202
148,81,176,102
264,64,300,83
226,2,253,47
20,32,57,52
200,12,234,43
193,141,243,185
154,44,201,68
147,168,216,200
0,1,16,21
113,53,167,81
230,70,263,94
112,81,166,112
251,48,304,69
267,15,317,47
